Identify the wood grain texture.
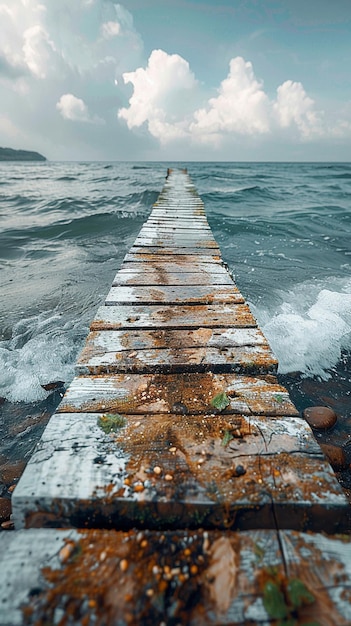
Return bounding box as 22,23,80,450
113,269,234,286
90,303,258,330
124,252,222,263
12,412,348,532
130,245,221,255
104,285,244,306
118,261,230,274
2,528,351,626
57,373,300,416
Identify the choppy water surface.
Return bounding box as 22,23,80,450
1,161,350,494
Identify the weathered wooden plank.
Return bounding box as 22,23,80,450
12,412,348,532
79,327,271,353
145,222,211,230
133,239,220,250
77,327,277,375
91,303,257,330
124,252,222,264
0,528,281,625
119,260,229,274
138,226,213,236
76,344,277,375
2,528,351,626
113,269,234,286
105,285,244,306
130,245,221,255
57,373,299,416
145,220,211,229
279,531,351,624
149,210,206,218
139,226,213,236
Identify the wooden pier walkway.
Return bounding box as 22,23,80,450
1,170,351,625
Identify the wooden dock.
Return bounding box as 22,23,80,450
1,169,351,625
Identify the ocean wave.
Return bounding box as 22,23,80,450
202,185,278,204
0,211,148,246
252,278,351,379
0,312,85,403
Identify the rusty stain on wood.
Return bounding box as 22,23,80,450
12,412,347,533
57,373,302,417
2,528,350,625
90,303,258,330
104,285,244,306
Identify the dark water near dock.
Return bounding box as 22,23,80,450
1,162,351,504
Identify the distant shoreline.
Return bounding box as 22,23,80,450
0,147,46,162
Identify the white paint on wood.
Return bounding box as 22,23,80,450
90,303,257,330
104,285,243,306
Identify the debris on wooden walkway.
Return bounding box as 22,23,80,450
2,169,350,625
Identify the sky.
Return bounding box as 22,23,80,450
1,0,351,161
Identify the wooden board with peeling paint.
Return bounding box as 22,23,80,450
144,220,212,230
136,228,214,239
91,303,258,330
130,245,221,255
133,240,220,251
104,285,244,306
57,373,299,416
76,326,277,376
118,261,229,274
76,343,277,375
2,528,350,626
137,226,214,238
11,412,348,533
124,252,222,264
79,327,270,353
113,269,234,286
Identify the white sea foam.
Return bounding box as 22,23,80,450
0,312,85,403
252,278,351,379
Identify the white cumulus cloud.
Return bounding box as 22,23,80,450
56,93,103,124
118,52,326,148
273,80,322,138
118,49,198,143
191,57,270,141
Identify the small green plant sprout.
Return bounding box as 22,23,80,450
274,394,285,404
263,573,317,626
97,413,127,434
221,429,234,447
254,542,266,561
263,580,288,621
287,578,315,610
210,391,230,412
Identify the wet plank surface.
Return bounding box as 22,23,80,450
77,343,277,375
130,241,220,254
77,327,277,374
79,327,270,353
2,528,351,626
116,261,230,275
124,252,222,263
12,411,348,532
113,269,234,286
105,285,244,305
57,373,298,416
91,303,258,330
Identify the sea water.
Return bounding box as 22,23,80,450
1,161,350,473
